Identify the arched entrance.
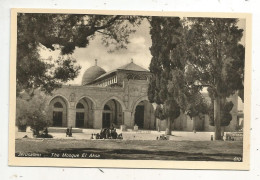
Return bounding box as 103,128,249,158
75,97,94,128
76,102,85,128
49,96,68,127
134,100,155,130
102,99,123,128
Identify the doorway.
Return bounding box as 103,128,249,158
134,105,144,129
53,111,63,127
76,112,85,128
102,112,111,128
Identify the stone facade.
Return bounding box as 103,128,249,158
47,61,240,132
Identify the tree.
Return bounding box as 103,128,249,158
17,13,142,95
148,17,244,138
16,90,50,135
154,105,166,121
148,17,211,135
186,93,209,132
209,100,234,137
184,18,244,140
148,16,184,135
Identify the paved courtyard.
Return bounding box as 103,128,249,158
15,129,243,161
16,129,220,141
15,138,243,161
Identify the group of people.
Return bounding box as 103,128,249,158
156,134,168,140
91,125,123,139
65,125,124,139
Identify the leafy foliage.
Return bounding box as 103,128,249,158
209,100,234,126
184,18,244,139
154,105,166,120
148,16,183,126
17,13,143,95
184,18,244,99
148,17,210,124
186,94,209,119
148,17,244,138
16,90,51,134
28,110,51,136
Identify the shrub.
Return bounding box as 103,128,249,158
28,111,51,136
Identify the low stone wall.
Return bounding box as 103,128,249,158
225,132,243,141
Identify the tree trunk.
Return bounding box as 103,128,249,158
192,117,196,133
165,117,172,135
214,97,222,140
221,126,225,140
157,119,161,132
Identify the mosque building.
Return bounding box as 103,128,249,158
46,59,242,132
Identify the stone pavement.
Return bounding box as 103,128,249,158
15,129,217,141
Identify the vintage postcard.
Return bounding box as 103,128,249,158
9,9,251,169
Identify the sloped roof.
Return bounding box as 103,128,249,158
88,62,149,84
117,62,149,72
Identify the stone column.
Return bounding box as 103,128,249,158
93,109,103,129
67,108,76,127
123,110,133,128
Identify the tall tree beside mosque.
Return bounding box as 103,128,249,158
148,17,210,135
17,13,143,96
149,17,244,138
183,18,245,140
148,16,185,135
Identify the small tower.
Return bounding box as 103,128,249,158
95,59,98,66
131,58,134,63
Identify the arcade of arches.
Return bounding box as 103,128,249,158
49,96,156,130
46,60,240,132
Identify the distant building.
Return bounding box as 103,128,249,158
46,59,242,132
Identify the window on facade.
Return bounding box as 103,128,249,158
127,74,134,80
134,75,147,80
76,102,85,109
104,105,111,110
54,102,63,108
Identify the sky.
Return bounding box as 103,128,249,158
40,18,152,85
39,16,246,111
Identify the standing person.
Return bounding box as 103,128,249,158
69,126,73,137
111,123,114,130
43,128,48,138
66,127,69,137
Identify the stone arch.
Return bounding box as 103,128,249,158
101,96,126,111
49,96,68,127
101,97,125,128
131,96,149,113
132,96,155,130
48,94,69,107
75,97,95,128
74,95,97,109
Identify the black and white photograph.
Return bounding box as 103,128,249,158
9,9,251,169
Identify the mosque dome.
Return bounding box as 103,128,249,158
81,60,106,85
